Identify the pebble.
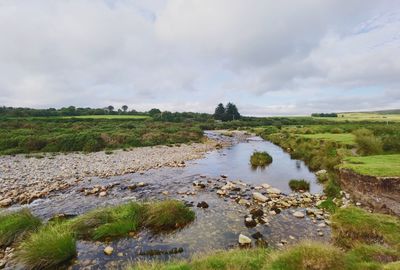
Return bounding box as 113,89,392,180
104,246,114,255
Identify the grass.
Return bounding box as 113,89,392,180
250,151,273,167
313,112,400,122
69,202,145,240
298,133,356,146
317,198,338,213
144,200,195,232
268,241,345,270
0,209,42,247
332,207,400,251
288,179,310,192
132,247,269,270
70,200,194,239
17,223,76,269
339,154,400,177
131,241,400,270
0,118,203,155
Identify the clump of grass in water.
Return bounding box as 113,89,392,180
69,202,144,240
288,179,310,192
69,200,194,239
250,151,273,167
144,200,195,232
16,223,76,270
0,209,42,247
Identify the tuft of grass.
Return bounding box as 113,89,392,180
69,202,144,240
332,207,400,251
288,179,310,191
144,200,195,232
250,151,273,167
17,223,76,269
0,209,42,247
323,178,341,198
317,198,338,213
268,241,346,270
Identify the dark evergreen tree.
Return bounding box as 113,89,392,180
213,103,225,120
122,105,128,113
224,102,241,121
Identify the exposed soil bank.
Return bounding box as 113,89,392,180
339,169,400,216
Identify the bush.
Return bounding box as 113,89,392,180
250,151,273,167
17,224,76,269
353,129,383,155
288,179,310,192
0,209,42,247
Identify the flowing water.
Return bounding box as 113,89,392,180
8,132,330,269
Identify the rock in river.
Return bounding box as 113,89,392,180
293,211,305,218
238,234,252,245
197,201,209,208
104,246,114,255
253,192,268,203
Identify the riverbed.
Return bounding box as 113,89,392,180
2,131,330,270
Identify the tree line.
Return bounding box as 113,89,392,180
0,105,141,117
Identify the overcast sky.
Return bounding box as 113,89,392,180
0,0,399,116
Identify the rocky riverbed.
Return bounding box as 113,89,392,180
0,140,222,207
0,131,337,269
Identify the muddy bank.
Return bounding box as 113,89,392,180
339,169,400,216
0,140,220,208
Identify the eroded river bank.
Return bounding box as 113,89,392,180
1,131,332,269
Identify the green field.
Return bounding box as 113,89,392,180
314,112,400,122
61,115,150,119
298,133,356,146
340,154,400,177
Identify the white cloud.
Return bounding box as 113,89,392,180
0,0,399,115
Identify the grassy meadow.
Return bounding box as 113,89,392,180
340,154,400,177
313,112,400,122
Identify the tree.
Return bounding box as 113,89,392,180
224,102,241,121
107,105,114,113
148,108,161,116
213,103,225,120
122,105,128,113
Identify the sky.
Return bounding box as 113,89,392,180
0,0,399,116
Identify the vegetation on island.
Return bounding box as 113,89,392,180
288,179,310,192
250,151,273,167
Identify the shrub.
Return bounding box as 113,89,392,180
353,129,383,155
17,224,76,269
144,200,195,232
0,209,42,247
250,151,273,167
288,179,310,191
